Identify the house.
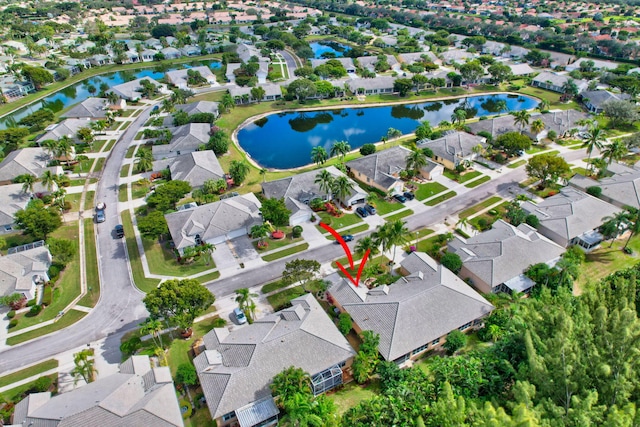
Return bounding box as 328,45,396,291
0,184,36,232
346,146,442,194
144,38,162,49
180,45,200,56
140,49,158,62
262,166,367,225
225,63,242,83
256,61,269,84
537,109,590,138
175,101,220,119
356,55,399,73
448,220,565,294
37,118,92,144
152,123,210,160
153,151,224,189
566,57,620,72
0,147,60,183
165,193,262,251
109,77,164,101
580,90,631,114
508,63,535,77
531,71,588,94
378,35,398,47
346,77,396,95
12,355,183,427
89,54,113,66
161,47,182,59
75,40,96,53
228,84,282,104
310,58,356,74
63,97,110,119
569,163,640,209
165,66,217,89
194,294,355,427
328,252,494,364
398,51,440,66
236,43,268,63
417,131,487,170
0,241,51,300
441,48,476,64
521,187,621,251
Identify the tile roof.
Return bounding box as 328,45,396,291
154,150,224,189
152,123,210,159
418,131,486,164
0,244,51,298
37,118,92,143
63,97,109,118
0,148,52,182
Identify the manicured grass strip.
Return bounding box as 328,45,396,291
120,164,130,178
94,157,106,172
73,158,94,174
384,209,414,222
6,311,87,346
325,223,369,240
262,243,310,262
69,179,86,186
317,212,363,233
0,374,58,401
103,139,117,152
508,160,526,169
415,182,447,201
267,285,308,311
194,271,220,283
65,192,82,211
459,196,502,219
443,170,482,183
84,191,95,211
425,191,456,206
121,211,161,293
119,121,132,130
413,228,435,240
119,109,135,117
262,280,289,294
125,146,137,158
135,131,145,140
0,359,58,388
465,175,491,188
526,146,550,155
78,219,100,308
118,184,128,203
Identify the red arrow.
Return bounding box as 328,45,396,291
319,222,369,287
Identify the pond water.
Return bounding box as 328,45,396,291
0,60,221,129
237,93,538,169
310,41,351,59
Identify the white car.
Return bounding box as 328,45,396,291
234,307,247,324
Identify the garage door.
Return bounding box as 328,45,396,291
227,228,248,240
290,212,311,226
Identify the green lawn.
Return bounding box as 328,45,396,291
194,271,220,283
121,211,161,293
0,232,38,255
6,310,87,346
72,158,94,174
135,131,145,140
412,228,435,240
262,243,310,262
252,227,302,252
458,196,502,219
465,175,491,188
119,121,132,130
525,145,551,155
416,234,448,255
78,219,100,307
369,195,403,215
425,191,456,206
119,183,128,202
0,374,58,402
469,201,509,231
317,212,363,233
508,160,526,169
0,359,58,388
132,180,149,199
65,192,82,212
443,170,482,183
84,191,95,211
575,235,640,292
266,284,323,311
328,380,380,416
119,109,135,117
415,182,447,201
125,146,137,158
142,237,216,277
120,164,130,178
94,157,106,172
103,139,117,152
384,209,414,222
262,280,289,294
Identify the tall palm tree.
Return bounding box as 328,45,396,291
601,140,628,165
451,109,467,128
235,288,258,321
385,220,413,265
512,110,531,133
40,170,56,192
279,394,323,427
355,236,380,258
314,170,334,199
135,148,154,173
601,211,629,247
41,139,59,157
372,223,392,260
162,98,174,112
139,318,165,349
530,119,545,137
331,176,354,205
20,174,37,194
199,242,215,265
310,146,328,166
106,91,119,105
70,349,97,385
537,99,550,112
582,124,606,172
56,136,74,166
405,150,428,176
623,208,640,251
330,140,351,161
260,168,267,182
221,93,235,113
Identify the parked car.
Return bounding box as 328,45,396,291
403,191,415,200
516,149,525,157
335,234,354,244
95,210,106,223
115,224,124,238
393,194,407,203
356,206,369,218
364,204,377,215
233,307,247,325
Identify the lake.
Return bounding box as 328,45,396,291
310,41,351,59
0,60,221,129
237,94,538,169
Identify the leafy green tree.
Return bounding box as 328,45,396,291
582,123,606,173
176,363,198,386
229,160,250,185
146,180,192,211
443,330,468,355
260,198,291,228
352,331,380,384
440,252,463,273
76,127,94,144
207,130,230,155
281,259,320,289
270,366,312,405
602,99,639,127
487,62,513,84
338,313,352,335
14,199,62,240
139,318,165,349
355,236,380,258
494,132,532,157
143,278,215,331
47,238,76,265
137,211,169,239
22,65,54,89
287,78,317,101
393,78,414,96
601,140,628,165
415,120,433,141
525,152,570,188
314,170,333,198
359,143,376,156
459,60,484,83
250,86,266,102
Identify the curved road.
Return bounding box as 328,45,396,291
0,107,589,372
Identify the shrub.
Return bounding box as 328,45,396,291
494,153,506,164
360,143,376,155
180,400,192,419
26,298,36,307
586,186,602,197
422,147,434,158
443,330,467,355
32,376,53,392
120,336,142,356
292,225,303,238
48,265,61,281
9,319,18,328
176,363,198,386
477,131,493,143
488,209,498,216
337,313,352,335
440,252,463,273
477,218,489,230
30,304,42,315
547,130,557,140
212,317,227,327
525,214,540,228
42,286,53,306
7,310,15,318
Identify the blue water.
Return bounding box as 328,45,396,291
237,94,538,169
0,60,221,128
310,42,351,59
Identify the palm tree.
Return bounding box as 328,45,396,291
314,170,334,199
601,140,628,165
70,349,97,385
199,242,215,265
106,91,119,105
355,236,380,258
365,192,377,206
537,99,550,112
162,98,174,112
331,176,354,206
310,146,328,165
279,394,323,427
21,174,37,194
250,224,269,246
221,93,235,113
623,208,640,251
139,318,165,349
40,170,56,192
385,220,413,265
41,139,58,157
601,211,629,247
330,140,351,161
530,119,545,137
56,136,74,166
405,150,428,176
451,109,467,128
582,124,606,172
260,168,267,182
235,288,258,321
372,223,392,260
512,110,531,133
135,148,154,173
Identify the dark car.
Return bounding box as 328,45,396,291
96,210,106,223
393,194,407,203
356,206,369,218
334,234,354,244
115,224,124,238
364,204,377,215
403,191,415,200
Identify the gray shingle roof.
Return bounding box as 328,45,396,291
0,183,32,227
166,66,216,87
448,220,564,289
175,101,220,116
522,187,621,246
417,131,486,164
329,252,494,361
154,151,224,189
310,57,356,71
356,55,398,72
37,118,91,143
13,356,183,427
165,193,262,250
194,294,355,418
346,76,396,92
581,90,631,109
0,148,52,182
569,164,640,209
0,245,51,298
152,123,210,159
109,77,162,100
228,83,282,99
63,97,109,118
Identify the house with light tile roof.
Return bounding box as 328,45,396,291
152,123,211,160
153,151,224,190
0,147,61,184
0,242,51,300
417,131,487,170
569,163,640,210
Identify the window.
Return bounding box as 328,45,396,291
431,338,440,346
413,344,428,355
458,322,472,331
222,412,236,421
